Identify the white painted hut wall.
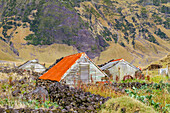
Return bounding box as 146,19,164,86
89,62,106,82
62,61,80,85
19,63,46,73
33,64,46,72
108,62,137,80
63,55,106,85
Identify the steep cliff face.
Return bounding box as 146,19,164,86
0,0,169,66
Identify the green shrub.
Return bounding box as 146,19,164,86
3,25,13,30
163,19,170,29
117,7,122,14
90,7,101,18
147,34,159,45
141,7,147,18
155,28,168,39
103,0,112,6
112,34,118,43
120,42,125,47
153,0,160,6
124,36,129,43
132,38,135,46
105,37,112,41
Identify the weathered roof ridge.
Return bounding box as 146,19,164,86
111,58,124,62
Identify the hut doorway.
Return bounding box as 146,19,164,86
80,63,90,84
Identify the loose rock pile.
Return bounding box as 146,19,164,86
48,83,110,112
37,79,110,112
36,79,56,90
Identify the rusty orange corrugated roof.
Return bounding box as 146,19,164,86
39,53,85,81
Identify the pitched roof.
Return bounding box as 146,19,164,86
39,53,85,81
18,59,39,69
100,61,119,70
100,58,139,71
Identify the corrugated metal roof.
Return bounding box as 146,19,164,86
100,58,139,71
39,53,85,81
99,58,124,69
100,61,119,70
18,59,39,69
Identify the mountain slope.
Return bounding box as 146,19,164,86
75,0,170,66
0,0,169,66
0,0,108,58
0,40,17,61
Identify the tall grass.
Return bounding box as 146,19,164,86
81,84,123,98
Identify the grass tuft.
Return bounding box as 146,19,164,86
99,96,156,113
